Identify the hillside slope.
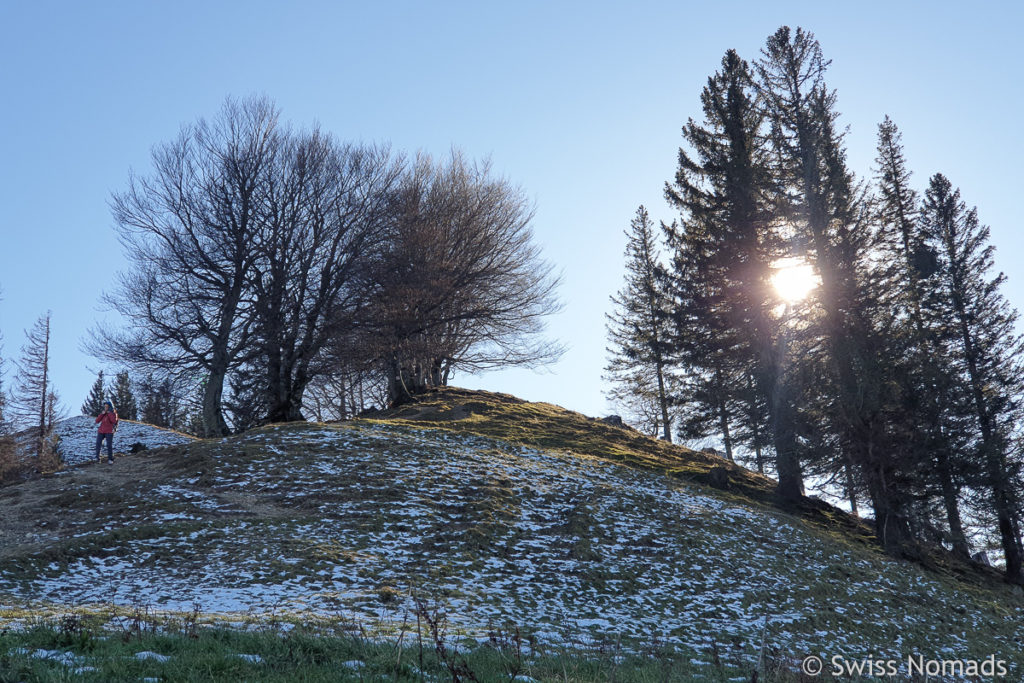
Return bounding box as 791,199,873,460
11,415,195,469
54,415,196,467
1,389,1022,675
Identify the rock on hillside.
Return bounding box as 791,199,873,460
1,407,1022,673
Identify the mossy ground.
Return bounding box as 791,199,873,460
1,388,1022,680
367,388,1009,583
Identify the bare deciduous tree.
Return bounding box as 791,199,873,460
249,131,402,421
366,152,563,404
96,99,563,428
91,96,280,436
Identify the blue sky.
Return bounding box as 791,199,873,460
1,1,1021,422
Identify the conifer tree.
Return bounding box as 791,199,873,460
604,206,676,440
82,371,106,416
919,173,1024,582
661,215,738,459
110,371,137,420
139,374,182,429
664,49,800,484
223,364,267,433
757,27,912,545
874,119,970,556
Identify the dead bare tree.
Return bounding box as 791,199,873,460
12,312,62,462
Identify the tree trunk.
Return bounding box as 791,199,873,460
655,358,672,443
202,323,233,437
865,466,911,554
713,365,734,462
935,450,970,557
387,355,414,407
201,367,230,437
844,461,858,516
859,437,915,554
766,327,803,502
770,390,803,501
429,358,443,387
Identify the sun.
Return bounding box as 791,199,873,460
771,258,819,303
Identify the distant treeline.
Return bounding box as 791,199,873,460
605,27,1024,583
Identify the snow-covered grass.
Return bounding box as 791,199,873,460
1,392,1022,679
53,415,194,467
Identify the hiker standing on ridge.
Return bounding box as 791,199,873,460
95,400,118,464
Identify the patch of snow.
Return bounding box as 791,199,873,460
135,650,171,662
52,415,195,467
2,421,1020,668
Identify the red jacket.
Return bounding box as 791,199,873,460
96,411,119,434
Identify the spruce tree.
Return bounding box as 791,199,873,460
664,49,800,485
757,27,912,546
604,206,676,440
661,215,738,459
139,374,181,429
874,119,970,556
82,371,106,416
224,364,267,433
919,173,1024,582
110,371,137,420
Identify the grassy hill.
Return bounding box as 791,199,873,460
1,388,1022,680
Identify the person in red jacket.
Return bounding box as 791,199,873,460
95,400,118,464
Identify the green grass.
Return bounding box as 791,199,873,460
0,611,781,682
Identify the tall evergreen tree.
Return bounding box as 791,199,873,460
874,119,970,556
664,49,800,486
82,371,106,416
661,215,739,460
757,27,912,548
920,173,1024,582
110,371,138,420
604,206,676,440
138,374,183,430
223,363,267,433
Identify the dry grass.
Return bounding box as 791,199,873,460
0,435,28,484
0,427,62,486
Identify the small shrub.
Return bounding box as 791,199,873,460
377,585,402,604
0,436,28,484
